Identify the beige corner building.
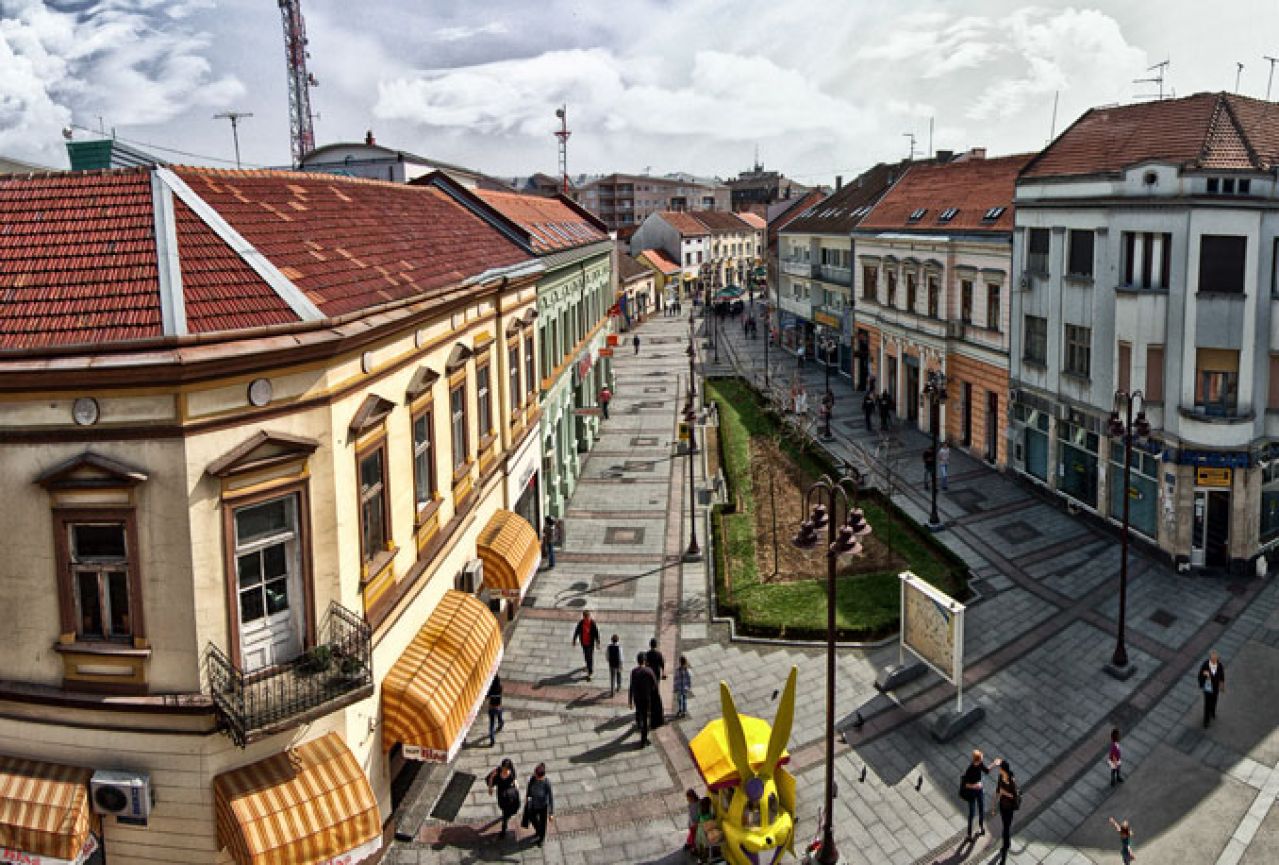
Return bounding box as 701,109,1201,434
0,165,552,863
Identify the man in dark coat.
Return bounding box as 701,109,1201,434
644,638,666,730
628,653,659,746
862,391,876,431
878,390,892,430
1198,649,1226,727
571,610,601,681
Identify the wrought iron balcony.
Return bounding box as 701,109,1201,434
204,602,374,748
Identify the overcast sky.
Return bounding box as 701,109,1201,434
3,1,1278,185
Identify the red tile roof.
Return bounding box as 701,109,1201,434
617,254,650,283
784,161,914,235
173,167,530,319
1023,92,1279,179
472,188,608,254
691,211,751,233
736,212,766,230
0,171,163,348
858,154,1033,234
658,211,709,237
638,248,681,274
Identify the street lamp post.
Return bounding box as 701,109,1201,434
1106,390,1151,676
684,311,702,562
923,369,948,527
761,274,771,389
791,476,872,865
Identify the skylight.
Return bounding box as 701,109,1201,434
938,208,959,222
982,207,1006,221
908,208,927,222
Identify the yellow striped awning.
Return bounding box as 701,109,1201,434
213,733,382,865
476,509,540,600
0,756,96,865
382,590,503,762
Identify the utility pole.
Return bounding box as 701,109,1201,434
1266,56,1279,100
213,112,253,169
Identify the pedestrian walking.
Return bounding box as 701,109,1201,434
1108,728,1124,786
959,749,993,839
796,345,805,369
644,639,667,730
607,634,623,696
628,653,659,746
938,442,951,490
598,385,612,420
1108,817,1136,863
486,758,521,837
862,391,876,431
487,675,505,747
794,387,809,418
645,638,666,680
521,763,554,846
1198,650,1226,727
822,387,835,418
633,334,641,355
571,610,600,680
542,515,557,569
923,446,936,490
674,655,692,717
994,759,1020,865
878,390,892,430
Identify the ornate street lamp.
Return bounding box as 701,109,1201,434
1106,390,1151,677
684,315,702,562
791,475,871,865
923,369,948,527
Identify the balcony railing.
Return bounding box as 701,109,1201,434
204,601,374,748
780,258,819,278
817,264,852,286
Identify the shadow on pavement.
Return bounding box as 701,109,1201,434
569,727,641,764
533,670,583,689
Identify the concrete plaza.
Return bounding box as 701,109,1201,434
385,308,1279,865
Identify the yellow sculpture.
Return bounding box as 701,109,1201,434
688,666,799,865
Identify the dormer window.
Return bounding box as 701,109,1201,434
908,208,927,222
938,208,958,223
1206,177,1252,195
982,207,1006,221
1222,178,1236,194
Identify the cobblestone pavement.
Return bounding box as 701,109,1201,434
385,309,1279,865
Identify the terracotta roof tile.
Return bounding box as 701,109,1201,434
617,254,650,282
472,188,608,254
638,248,681,273
785,161,913,235
1023,92,1279,179
691,211,752,233
657,211,709,237
858,154,1032,234
736,212,766,229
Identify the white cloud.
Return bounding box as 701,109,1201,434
434,21,509,43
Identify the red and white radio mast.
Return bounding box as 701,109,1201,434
277,0,318,166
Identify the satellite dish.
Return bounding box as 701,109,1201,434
61,127,73,140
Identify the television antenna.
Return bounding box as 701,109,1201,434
1264,55,1279,100
1134,58,1171,101
213,112,253,169
1235,62,1245,94
902,132,917,161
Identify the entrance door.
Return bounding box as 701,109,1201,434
1206,489,1231,567
905,363,920,425
234,495,304,672
985,391,999,461
961,382,973,447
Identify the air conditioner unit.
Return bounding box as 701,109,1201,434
90,770,152,822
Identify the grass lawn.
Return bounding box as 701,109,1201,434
708,377,967,641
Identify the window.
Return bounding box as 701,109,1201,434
1240,179,1252,194
986,284,1000,331
450,382,468,470
1262,443,1279,540
357,446,389,562
1027,228,1050,274
66,521,132,640
887,270,897,306
1198,235,1247,294
1121,232,1172,289
1064,324,1091,377
1117,341,1131,393
1270,354,1279,410
1024,315,1047,364
906,273,917,311
927,276,939,318
412,409,436,510
862,266,877,301
960,281,973,323
982,207,1005,221
1207,177,1219,194
476,362,493,437
938,208,958,222
1222,178,1235,194
1146,345,1164,402
508,345,521,414
908,208,927,221
525,334,536,398
1195,348,1240,416
1067,230,1094,277
233,495,303,664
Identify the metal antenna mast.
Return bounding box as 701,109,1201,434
902,132,917,161
1265,56,1279,100
277,0,318,167
213,112,253,169
554,106,571,195
1236,62,1245,93
1134,59,1170,101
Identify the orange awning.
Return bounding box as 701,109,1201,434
0,756,97,865
476,509,540,600
382,590,503,761
213,733,381,865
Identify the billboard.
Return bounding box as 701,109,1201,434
899,570,965,685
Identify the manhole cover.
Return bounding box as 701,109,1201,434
430,771,476,822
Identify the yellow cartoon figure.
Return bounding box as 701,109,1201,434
688,666,799,865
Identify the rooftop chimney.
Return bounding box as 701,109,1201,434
935,149,954,163
968,147,986,160
835,175,843,190
365,130,376,146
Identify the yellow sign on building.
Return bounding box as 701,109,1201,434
1196,467,1232,487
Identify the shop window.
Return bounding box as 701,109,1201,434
1024,315,1047,364
1198,235,1246,294
1067,229,1094,278
1107,442,1159,539
1058,421,1099,508
1027,228,1050,275
1262,444,1279,541
1064,324,1091,378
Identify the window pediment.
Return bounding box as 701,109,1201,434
445,342,473,373
405,366,440,403
348,394,396,438
36,451,148,490
207,431,320,479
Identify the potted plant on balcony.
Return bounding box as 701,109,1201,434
299,644,332,675
334,651,366,684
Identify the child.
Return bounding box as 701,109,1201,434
684,788,699,850
694,796,718,864
674,655,692,717
607,634,623,696
1108,817,1135,863
1108,728,1124,786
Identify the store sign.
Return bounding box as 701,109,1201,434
599,347,614,357
2,833,98,865
813,311,840,329
1196,467,1232,487
315,836,383,865
573,407,602,417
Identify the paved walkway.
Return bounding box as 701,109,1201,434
385,308,1279,865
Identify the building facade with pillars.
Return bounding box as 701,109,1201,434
779,163,912,380
695,210,763,291
853,151,1030,464
0,166,548,864
1009,92,1279,573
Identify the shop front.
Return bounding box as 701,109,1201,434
1107,441,1160,540
504,422,542,533
1057,419,1100,509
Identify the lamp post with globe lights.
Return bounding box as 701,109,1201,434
1105,389,1151,678
923,369,948,527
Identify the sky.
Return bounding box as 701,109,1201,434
2,0,1279,186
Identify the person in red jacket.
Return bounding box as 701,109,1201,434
571,610,601,680
598,386,612,419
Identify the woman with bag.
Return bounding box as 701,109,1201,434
485,758,520,838
994,759,1020,865
522,763,555,846
959,750,994,839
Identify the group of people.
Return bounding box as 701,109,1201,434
483,757,555,845
741,315,759,338
861,388,894,431
922,442,951,491
662,295,684,316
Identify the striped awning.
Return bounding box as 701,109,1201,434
213,733,381,865
0,756,97,865
382,590,503,762
476,509,540,600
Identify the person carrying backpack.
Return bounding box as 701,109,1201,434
522,763,554,845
